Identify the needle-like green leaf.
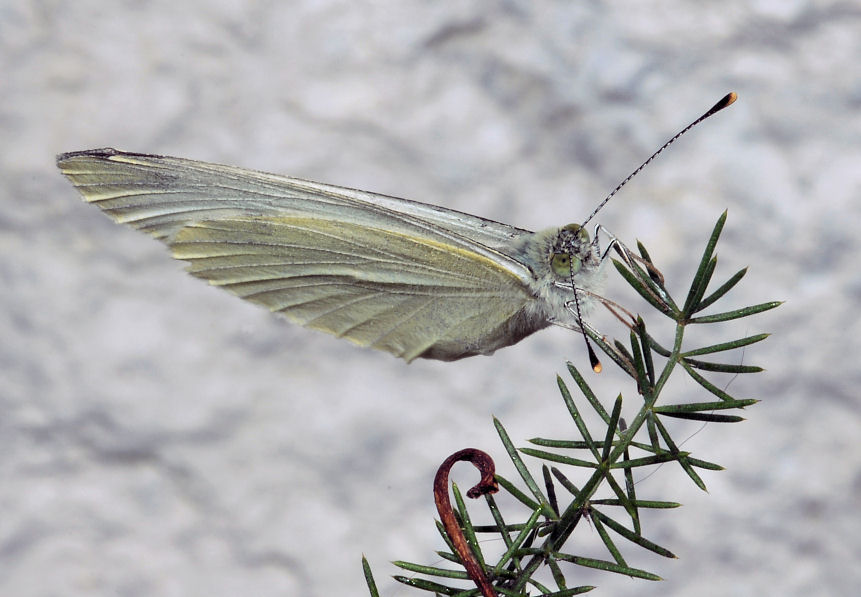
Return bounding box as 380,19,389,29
540,587,596,596
613,259,675,317
590,498,680,509
681,361,737,402
494,475,542,511
451,483,486,570
392,575,463,593
551,467,581,497
682,210,727,316
392,561,471,578
608,452,690,468
543,465,560,517
683,358,764,374
653,399,758,414
603,395,624,462
635,319,656,386
519,448,597,469
694,266,747,312
495,417,555,517
590,509,676,558
528,438,594,450
682,334,770,357
362,555,380,597
629,331,649,395
678,456,708,491
591,512,627,567
565,362,610,422
493,508,544,576
556,374,601,458
618,418,641,534
689,301,783,323
553,553,662,580
686,457,724,471
660,411,747,423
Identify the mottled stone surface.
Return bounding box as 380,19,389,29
3,1,859,596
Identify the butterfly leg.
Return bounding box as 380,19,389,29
592,223,618,263
595,224,665,285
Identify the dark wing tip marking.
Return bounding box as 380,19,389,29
56,148,123,165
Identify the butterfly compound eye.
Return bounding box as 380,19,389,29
551,253,581,277
561,223,590,245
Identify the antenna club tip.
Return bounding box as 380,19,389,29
713,92,738,113
586,343,602,373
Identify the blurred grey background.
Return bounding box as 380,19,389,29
3,1,859,596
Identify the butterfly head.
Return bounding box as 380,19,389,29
545,223,605,373
550,224,598,281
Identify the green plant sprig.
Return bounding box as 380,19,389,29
364,212,780,596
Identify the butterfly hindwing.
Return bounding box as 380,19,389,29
171,216,534,361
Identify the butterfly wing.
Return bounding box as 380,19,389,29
58,149,546,361
57,148,533,250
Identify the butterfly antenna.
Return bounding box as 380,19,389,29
571,273,602,373
581,92,737,228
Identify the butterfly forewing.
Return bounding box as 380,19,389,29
58,149,533,254
58,149,541,361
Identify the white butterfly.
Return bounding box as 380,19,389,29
58,93,735,364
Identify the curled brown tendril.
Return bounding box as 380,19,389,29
433,448,499,597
